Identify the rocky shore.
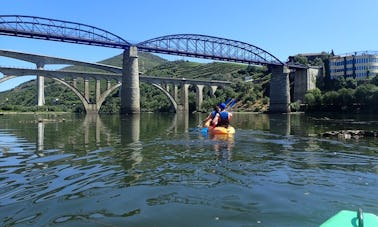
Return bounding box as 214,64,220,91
321,130,378,139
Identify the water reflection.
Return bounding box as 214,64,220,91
1,113,378,226
268,113,291,136
4,113,378,159
14,112,378,168
119,114,143,176
120,114,140,143
37,122,44,151
1,113,194,155
2,112,289,152
210,134,234,162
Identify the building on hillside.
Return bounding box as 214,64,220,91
329,51,378,79
288,52,329,63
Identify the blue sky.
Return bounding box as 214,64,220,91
1,0,378,91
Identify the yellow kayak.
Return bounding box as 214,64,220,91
203,119,235,135
208,126,235,135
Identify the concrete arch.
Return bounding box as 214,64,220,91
0,74,90,112
52,78,123,114
151,83,178,112
94,82,178,113
51,77,90,111
0,49,123,73
0,74,187,113
97,83,121,111
0,75,16,83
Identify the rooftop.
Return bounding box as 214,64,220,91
334,50,378,57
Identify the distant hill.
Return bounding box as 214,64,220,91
62,52,167,73
99,52,167,72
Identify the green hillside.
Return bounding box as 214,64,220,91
0,52,271,113
63,52,167,73
147,60,245,80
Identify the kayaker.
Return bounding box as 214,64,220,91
212,102,232,128
203,105,221,127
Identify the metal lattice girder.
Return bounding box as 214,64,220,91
137,34,283,66
0,15,283,66
0,15,130,48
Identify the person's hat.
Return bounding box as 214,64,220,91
219,103,226,110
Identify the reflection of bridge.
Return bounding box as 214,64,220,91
0,15,320,113
0,50,230,113
32,113,295,152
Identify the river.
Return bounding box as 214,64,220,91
0,112,377,226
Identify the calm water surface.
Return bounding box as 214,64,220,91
0,112,377,226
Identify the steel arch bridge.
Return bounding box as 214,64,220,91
137,34,283,65
0,15,283,66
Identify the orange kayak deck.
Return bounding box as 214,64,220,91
203,119,235,135
208,126,235,134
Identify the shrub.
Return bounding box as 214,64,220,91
290,100,301,112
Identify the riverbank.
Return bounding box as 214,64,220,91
0,111,72,115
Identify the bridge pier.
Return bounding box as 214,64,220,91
269,65,290,113
179,83,190,111
96,79,101,102
120,46,140,114
195,85,204,111
210,86,218,96
36,64,45,106
84,78,90,102
86,104,100,114
293,67,320,102
173,85,178,101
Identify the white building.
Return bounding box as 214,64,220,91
329,51,378,79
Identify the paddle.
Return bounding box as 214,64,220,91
225,98,233,106
227,99,238,110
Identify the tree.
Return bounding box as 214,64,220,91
370,75,378,86
304,93,316,106
345,77,357,89
323,91,339,106
337,88,355,107
293,55,308,65
310,57,324,66
304,88,322,108
355,84,378,105
333,76,347,90
370,90,378,109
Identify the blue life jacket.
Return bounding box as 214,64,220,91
217,111,230,127
211,110,217,118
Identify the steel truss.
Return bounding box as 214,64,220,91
137,34,283,65
0,15,130,48
0,15,283,66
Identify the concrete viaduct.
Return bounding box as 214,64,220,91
0,49,230,114
0,15,320,114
